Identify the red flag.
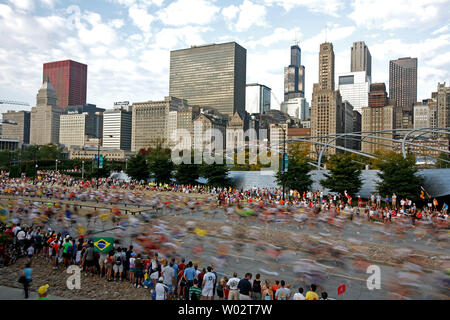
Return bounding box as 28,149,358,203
337,284,346,295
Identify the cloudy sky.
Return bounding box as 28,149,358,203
0,0,449,112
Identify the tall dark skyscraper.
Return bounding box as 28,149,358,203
351,41,372,80
389,57,417,108
284,44,305,101
43,60,87,110
169,42,246,116
389,57,417,128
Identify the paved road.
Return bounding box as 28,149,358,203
1,196,449,300
0,285,65,300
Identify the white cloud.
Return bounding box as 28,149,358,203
230,0,268,32
432,24,449,35
40,0,57,8
263,0,345,17
7,0,34,11
109,0,164,7
222,5,239,21
301,26,356,53
78,13,118,46
128,4,154,32
427,52,450,67
151,26,210,50
110,19,125,29
369,34,450,62
140,49,170,74
244,27,302,49
158,0,220,26
349,0,450,30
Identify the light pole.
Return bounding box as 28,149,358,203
97,135,113,189
82,160,85,180
55,159,58,171
275,124,287,202
96,138,103,189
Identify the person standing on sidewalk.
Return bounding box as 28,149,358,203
226,272,240,300
22,262,32,299
237,273,252,300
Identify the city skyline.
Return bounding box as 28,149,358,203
0,0,449,111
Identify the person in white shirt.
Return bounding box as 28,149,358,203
155,277,168,300
226,272,240,300
162,261,175,300
293,287,306,300
202,266,216,300
17,229,26,241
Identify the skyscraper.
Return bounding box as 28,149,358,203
43,60,87,110
284,44,305,101
311,42,344,155
59,112,102,148
1,110,30,144
131,96,189,151
389,57,417,110
351,41,372,80
361,83,395,154
318,43,335,91
337,71,370,114
280,98,309,121
30,77,64,145
169,42,246,116
436,82,450,130
103,107,132,150
245,83,271,114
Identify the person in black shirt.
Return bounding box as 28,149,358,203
252,273,262,300
237,273,252,300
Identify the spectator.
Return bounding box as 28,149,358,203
189,278,202,300
155,277,168,300
227,272,240,300
237,273,252,300
201,266,216,300
293,287,305,300
275,280,290,300
252,273,262,300
305,284,320,300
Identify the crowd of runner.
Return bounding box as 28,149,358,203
0,171,448,300
0,171,448,223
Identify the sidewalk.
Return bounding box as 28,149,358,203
0,285,65,300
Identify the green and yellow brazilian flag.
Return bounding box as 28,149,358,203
93,237,114,253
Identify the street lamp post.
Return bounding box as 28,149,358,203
55,159,58,171
97,135,113,189
82,160,85,180
275,124,287,202
97,139,101,189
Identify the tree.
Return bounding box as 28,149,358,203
436,152,450,168
174,154,200,185
276,143,313,194
321,153,363,197
147,147,174,184
200,163,232,187
374,151,423,201
125,153,150,181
